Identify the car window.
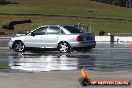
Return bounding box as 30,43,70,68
63,26,84,33
61,29,65,34
47,26,60,34
32,27,47,35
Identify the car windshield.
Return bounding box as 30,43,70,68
63,26,84,33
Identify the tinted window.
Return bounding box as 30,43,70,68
32,27,47,35
61,29,65,34
63,26,84,33
47,26,60,34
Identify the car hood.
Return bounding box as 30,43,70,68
16,34,26,36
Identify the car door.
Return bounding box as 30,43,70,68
24,26,47,48
42,26,62,48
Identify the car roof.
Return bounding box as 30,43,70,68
40,25,60,27
40,25,75,27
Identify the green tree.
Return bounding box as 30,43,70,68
91,0,132,8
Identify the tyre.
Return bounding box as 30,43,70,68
79,77,91,86
58,42,70,53
12,41,25,52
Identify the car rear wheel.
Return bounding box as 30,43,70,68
12,41,25,52
58,42,70,53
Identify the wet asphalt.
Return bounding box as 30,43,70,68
0,39,132,72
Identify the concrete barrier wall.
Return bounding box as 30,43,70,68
114,36,132,42
95,36,110,42
95,36,132,42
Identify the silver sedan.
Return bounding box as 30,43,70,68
8,25,96,53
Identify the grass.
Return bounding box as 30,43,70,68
0,0,132,18
0,62,8,69
0,39,10,41
0,47,9,49
1,15,132,35
0,0,132,35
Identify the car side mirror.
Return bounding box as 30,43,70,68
31,32,35,36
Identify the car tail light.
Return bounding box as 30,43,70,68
76,35,83,41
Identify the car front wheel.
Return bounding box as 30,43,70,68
12,41,25,52
58,42,70,53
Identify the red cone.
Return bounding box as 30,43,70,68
130,42,132,48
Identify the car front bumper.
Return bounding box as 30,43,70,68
8,41,13,49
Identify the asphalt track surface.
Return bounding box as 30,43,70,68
0,40,132,88
0,41,132,72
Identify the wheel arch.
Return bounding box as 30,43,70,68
13,40,23,42
13,40,24,46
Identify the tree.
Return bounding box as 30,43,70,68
126,0,132,8
91,0,132,8
0,0,5,3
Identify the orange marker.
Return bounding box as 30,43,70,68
79,67,131,86
81,67,88,77
130,42,132,48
